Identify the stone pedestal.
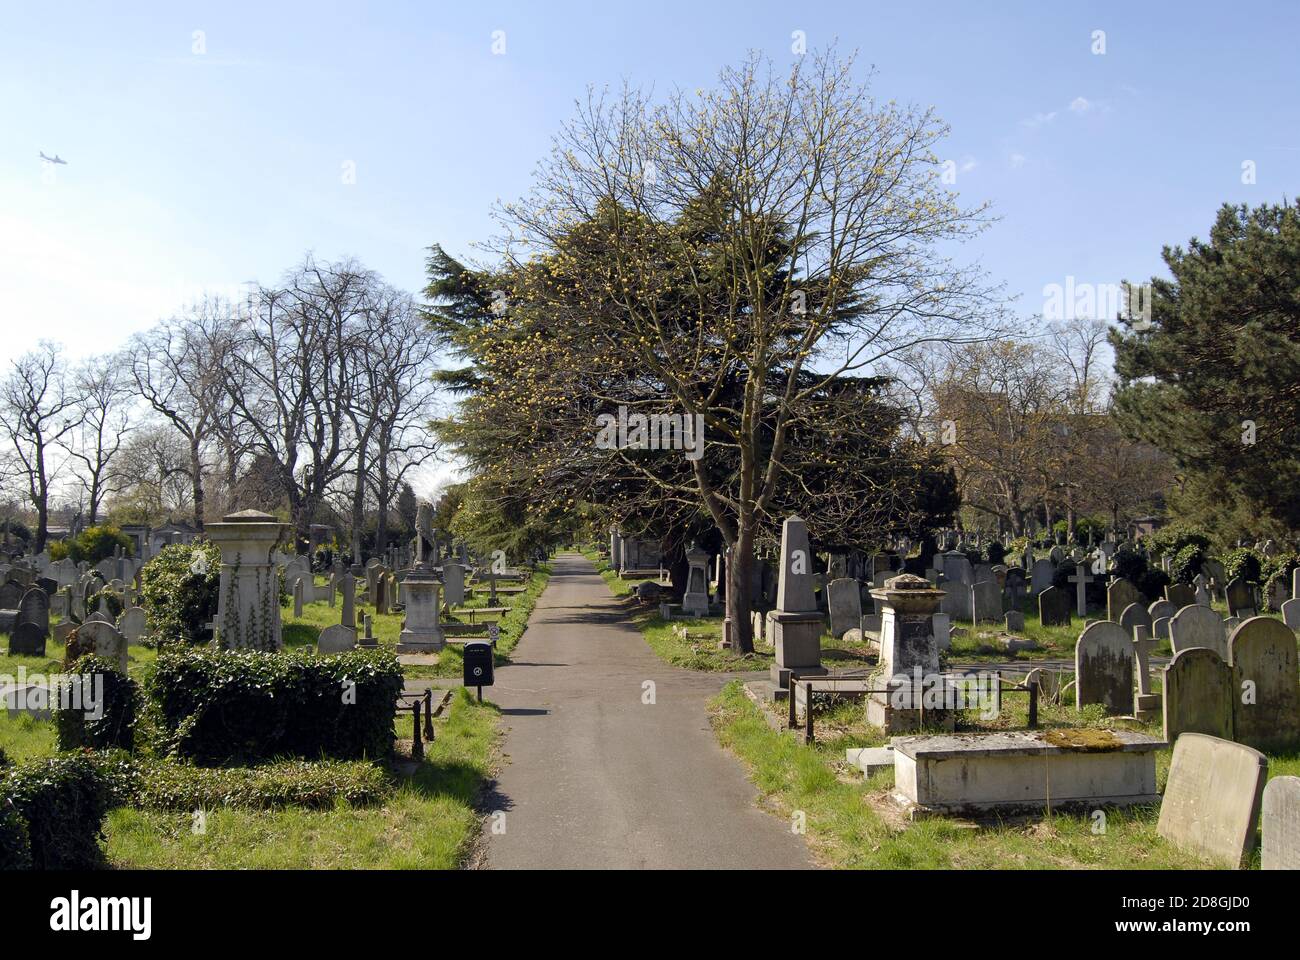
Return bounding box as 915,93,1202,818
397,567,444,653
867,574,949,734
205,509,288,651
681,543,711,617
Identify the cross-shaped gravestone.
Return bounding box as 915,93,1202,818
1068,565,1092,617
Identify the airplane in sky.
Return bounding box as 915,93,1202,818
39,151,67,164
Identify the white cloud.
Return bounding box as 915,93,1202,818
1009,153,1027,169
1020,111,1058,128
1069,96,1092,113
960,156,978,173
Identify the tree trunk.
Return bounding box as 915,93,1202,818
190,438,205,531
726,526,755,654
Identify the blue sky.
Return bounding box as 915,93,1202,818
3,0,1298,373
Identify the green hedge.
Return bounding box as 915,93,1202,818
56,656,139,753
93,753,391,811
147,647,404,765
139,541,221,644
0,753,109,869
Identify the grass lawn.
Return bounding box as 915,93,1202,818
103,687,498,869
709,679,1300,869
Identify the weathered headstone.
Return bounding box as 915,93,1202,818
1030,558,1055,597
8,621,47,657
442,561,465,607
1163,648,1233,743
16,588,49,636
1075,621,1134,715
1038,584,1070,627
293,577,304,618
970,579,1002,623
1282,598,1300,631
1225,577,1257,619
1106,578,1142,623
1157,733,1267,869
1229,616,1300,754
118,606,147,645
1147,599,1176,626
1168,604,1227,660
826,578,862,639
1119,602,1153,636
1068,565,1092,618
1004,610,1025,633
1165,583,1196,608
317,623,356,654
76,620,127,671
1262,775,1300,870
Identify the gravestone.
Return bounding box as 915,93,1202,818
1030,559,1055,596
1038,585,1070,627
1147,599,1176,626
339,573,356,633
1152,616,1171,641
1225,578,1257,619
1004,610,1024,633
293,578,304,618
1163,648,1233,743
1229,616,1300,754
1165,583,1196,608
1074,621,1134,715
0,581,20,609
16,588,49,637
1262,776,1300,870
1119,602,1152,636
1131,625,1161,721
1168,604,1227,659
317,623,356,654
443,561,466,607
1068,565,1092,617
971,579,1002,623
118,606,147,645
931,612,951,652
1265,578,1288,613
867,574,948,732
1282,598,1300,631
8,621,46,657
76,620,127,671
1157,733,1267,869
1106,578,1142,623
826,578,862,639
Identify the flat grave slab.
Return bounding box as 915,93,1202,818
892,729,1163,818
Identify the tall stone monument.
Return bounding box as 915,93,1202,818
397,525,444,653
206,509,288,651
768,516,826,689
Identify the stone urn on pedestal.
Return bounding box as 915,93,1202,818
397,564,444,653
681,543,712,617
205,509,289,652
867,573,951,734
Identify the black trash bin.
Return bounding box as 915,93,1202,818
463,641,494,699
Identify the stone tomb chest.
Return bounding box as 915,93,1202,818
892,729,1163,817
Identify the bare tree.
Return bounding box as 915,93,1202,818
226,257,370,551
106,423,194,525
129,298,237,531
60,353,133,523
0,342,81,551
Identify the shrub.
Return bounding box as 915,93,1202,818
139,541,220,644
0,800,31,870
1169,544,1206,584
1110,545,1149,585
87,588,124,621
1262,552,1299,606
1137,568,1171,603
147,647,404,765
56,656,139,753
986,542,1007,565
1146,525,1214,561
0,754,109,869
1221,548,1263,584
62,525,134,565
93,754,390,811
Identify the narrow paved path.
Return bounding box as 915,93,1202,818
480,552,811,869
